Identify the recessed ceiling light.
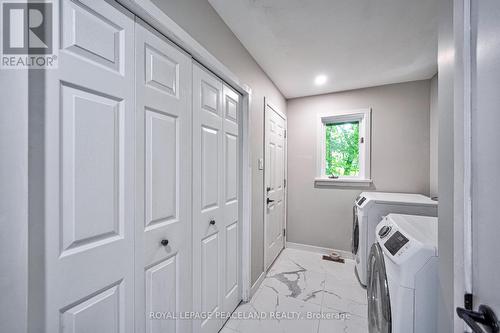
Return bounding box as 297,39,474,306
314,75,327,85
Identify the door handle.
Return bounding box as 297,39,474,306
209,219,216,226
160,239,169,247
267,198,275,204
456,304,499,333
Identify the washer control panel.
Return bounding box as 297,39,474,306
356,196,366,206
384,231,409,256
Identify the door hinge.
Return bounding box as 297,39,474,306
360,137,364,144
283,229,286,237
284,179,286,188
464,293,473,310
284,129,287,138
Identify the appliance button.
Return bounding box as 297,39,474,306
379,226,392,238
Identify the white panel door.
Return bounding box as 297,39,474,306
193,64,242,333
135,20,192,333
221,85,241,314
264,102,286,270
44,1,135,332
193,64,224,333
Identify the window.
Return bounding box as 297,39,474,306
316,109,371,186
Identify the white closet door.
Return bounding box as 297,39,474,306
44,1,135,332
221,85,241,314
193,63,224,333
193,64,241,333
135,20,192,333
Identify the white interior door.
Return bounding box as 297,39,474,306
135,20,192,333
192,64,241,333
466,0,500,325
44,1,135,332
221,84,241,314
264,101,286,270
193,64,224,333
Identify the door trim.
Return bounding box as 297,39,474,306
439,0,471,331
263,97,287,272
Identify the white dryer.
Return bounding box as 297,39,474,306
368,214,438,333
352,192,437,287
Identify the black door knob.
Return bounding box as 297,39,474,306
267,198,275,204
209,219,216,225
160,239,169,246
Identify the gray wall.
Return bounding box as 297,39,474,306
286,80,432,251
0,70,29,332
151,0,287,285
430,74,439,198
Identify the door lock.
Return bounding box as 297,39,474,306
267,198,275,204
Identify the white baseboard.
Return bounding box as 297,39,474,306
249,271,266,298
286,241,354,260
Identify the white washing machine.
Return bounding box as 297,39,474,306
368,214,438,333
352,192,437,287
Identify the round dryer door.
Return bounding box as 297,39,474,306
351,205,359,255
367,243,391,333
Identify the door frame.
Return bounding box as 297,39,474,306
439,0,471,331
263,97,288,271
117,0,253,301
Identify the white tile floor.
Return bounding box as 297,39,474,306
221,248,368,333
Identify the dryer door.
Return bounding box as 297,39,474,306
368,243,391,333
351,205,359,255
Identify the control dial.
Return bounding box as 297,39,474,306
378,226,392,238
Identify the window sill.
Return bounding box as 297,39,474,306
314,177,372,187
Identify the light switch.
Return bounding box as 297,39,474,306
258,158,264,170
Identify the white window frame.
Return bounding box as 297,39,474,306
315,108,372,186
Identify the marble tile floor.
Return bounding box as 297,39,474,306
221,248,368,333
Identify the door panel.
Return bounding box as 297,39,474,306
222,85,240,313
60,84,123,255
225,133,238,202
145,110,178,228
193,64,224,333
61,0,123,72
145,256,178,333
135,20,192,333
201,234,220,314
201,126,220,210
45,1,135,332
60,282,123,333
193,64,241,333
225,222,239,296
264,102,286,270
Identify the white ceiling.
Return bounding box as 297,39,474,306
208,0,438,99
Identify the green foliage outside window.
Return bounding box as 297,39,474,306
325,121,360,176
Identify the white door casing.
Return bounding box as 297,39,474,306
469,0,500,319
135,19,192,333
192,63,242,333
264,100,287,270
44,1,135,332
